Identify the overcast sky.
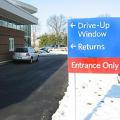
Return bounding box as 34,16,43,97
21,0,120,34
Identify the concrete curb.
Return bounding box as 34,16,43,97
0,60,12,65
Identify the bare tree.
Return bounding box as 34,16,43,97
47,15,66,45
98,14,111,17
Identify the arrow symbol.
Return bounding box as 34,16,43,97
70,23,76,28
71,44,76,49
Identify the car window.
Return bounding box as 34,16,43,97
32,48,35,53
28,48,35,53
15,48,28,52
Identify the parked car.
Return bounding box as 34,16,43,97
45,45,55,52
39,47,49,52
51,45,67,51
39,49,50,56
13,47,39,63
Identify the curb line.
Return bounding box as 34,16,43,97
0,60,12,65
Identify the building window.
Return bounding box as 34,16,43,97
0,19,31,47
9,38,14,51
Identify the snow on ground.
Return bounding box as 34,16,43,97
39,50,68,56
50,50,68,55
52,73,120,120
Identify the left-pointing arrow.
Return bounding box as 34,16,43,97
71,44,76,49
70,23,76,28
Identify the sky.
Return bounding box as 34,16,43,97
21,0,120,35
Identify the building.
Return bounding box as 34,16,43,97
0,0,38,62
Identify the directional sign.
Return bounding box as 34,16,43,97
68,18,120,58
68,17,120,73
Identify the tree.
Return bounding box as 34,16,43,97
39,34,57,47
48,34,57,45
62,33,67,46
98,14,111,17
39,34,48,47
38,33,67,48
47,15,66,45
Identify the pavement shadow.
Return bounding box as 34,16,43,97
0,55,67,109
84,84,120,120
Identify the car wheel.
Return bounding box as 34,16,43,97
36,56,39,62
13,60,16,63
30,58,33,64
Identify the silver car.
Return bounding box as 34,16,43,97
13,47,39,63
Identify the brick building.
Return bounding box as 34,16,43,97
0,0,38,61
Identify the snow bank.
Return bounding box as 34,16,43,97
50,50,68,55
52,73,120,120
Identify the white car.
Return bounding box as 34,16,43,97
13,47,39,63
39,49,51,56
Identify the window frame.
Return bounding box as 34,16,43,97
9,38,14,52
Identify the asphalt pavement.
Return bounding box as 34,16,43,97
0,55,68,120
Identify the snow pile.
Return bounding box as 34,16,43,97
50,50,68,55
39,50,68,56
52,73,120,120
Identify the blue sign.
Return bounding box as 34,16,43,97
68,17,120,58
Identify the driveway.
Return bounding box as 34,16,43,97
0,55,68,120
